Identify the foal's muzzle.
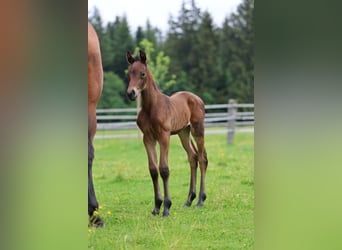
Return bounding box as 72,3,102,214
127,89,137,101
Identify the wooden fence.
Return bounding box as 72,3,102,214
96,99,254,143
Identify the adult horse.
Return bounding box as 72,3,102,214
88,22,103,227
126,50,208,217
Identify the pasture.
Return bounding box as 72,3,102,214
88,132,254,249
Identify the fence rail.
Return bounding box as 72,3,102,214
96,99,254,143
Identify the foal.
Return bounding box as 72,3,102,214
126,50,208,216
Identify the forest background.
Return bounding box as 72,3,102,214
88,0,254,108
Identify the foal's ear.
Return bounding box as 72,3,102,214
126,51,135,64
139,50,147,64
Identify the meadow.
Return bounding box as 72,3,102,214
88,131,254,249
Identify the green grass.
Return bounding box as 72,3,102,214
89,132,254,249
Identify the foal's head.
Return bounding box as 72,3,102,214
126,50,148,101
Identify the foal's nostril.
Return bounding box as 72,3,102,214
127,89,136,100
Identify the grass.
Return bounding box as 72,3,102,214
89,132,254,249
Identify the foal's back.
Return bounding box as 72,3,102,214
170,91,205,121
170,91,205,134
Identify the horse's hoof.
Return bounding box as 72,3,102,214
196,201,204,207
184,201,192,207
89,215,105,228
94,220,105,228
151,209,160,216
196,193,206,207
162,210,169,217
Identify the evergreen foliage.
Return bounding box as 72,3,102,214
88,0,254,108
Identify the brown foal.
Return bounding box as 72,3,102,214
126,50,208,216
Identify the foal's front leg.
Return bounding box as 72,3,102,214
143,136,163,215
158,133,172,216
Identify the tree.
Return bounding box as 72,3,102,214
105,15,135,80
221,0,254,103
190,11,220,103
88,7,113,70
166,0,201,72
135,26,144,46
134,21,163,56
165,0,202,95
165,2,224,103
89,1,254,106
97,72,131,108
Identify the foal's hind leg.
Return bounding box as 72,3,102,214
191,121,208,207
178,126,198,206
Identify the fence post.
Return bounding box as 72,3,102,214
227,99,237,144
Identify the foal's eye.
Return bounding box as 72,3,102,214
140,72,146,78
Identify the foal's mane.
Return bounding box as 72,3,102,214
128,51,159,90
133,55,155,82
134,55,141,61
133,55,146,63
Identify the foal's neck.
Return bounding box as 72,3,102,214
141,68,164,111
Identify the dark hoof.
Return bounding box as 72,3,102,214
196,202,204,207
162,199,172,216
152,198,163,216
185,192,196,207
152,208,160,216
184,201,192,207
89,214,104,228
196,193,206,207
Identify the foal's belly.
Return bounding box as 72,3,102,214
170,112,190,134
169,98,191,134
171,123,190,135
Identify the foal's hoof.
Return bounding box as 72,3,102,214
151,208,160,216
196,193,206,207
184,201,192,207
196,202,204,207
89,215,105,228
162,199,172,216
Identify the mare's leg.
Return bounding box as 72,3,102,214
178,126,198,206
88,113,103,226
143,135,163,215
158,132,172,216
191,121,208,207
88,138,100,220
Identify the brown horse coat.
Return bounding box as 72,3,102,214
126,50,208,217
88,22,103,226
